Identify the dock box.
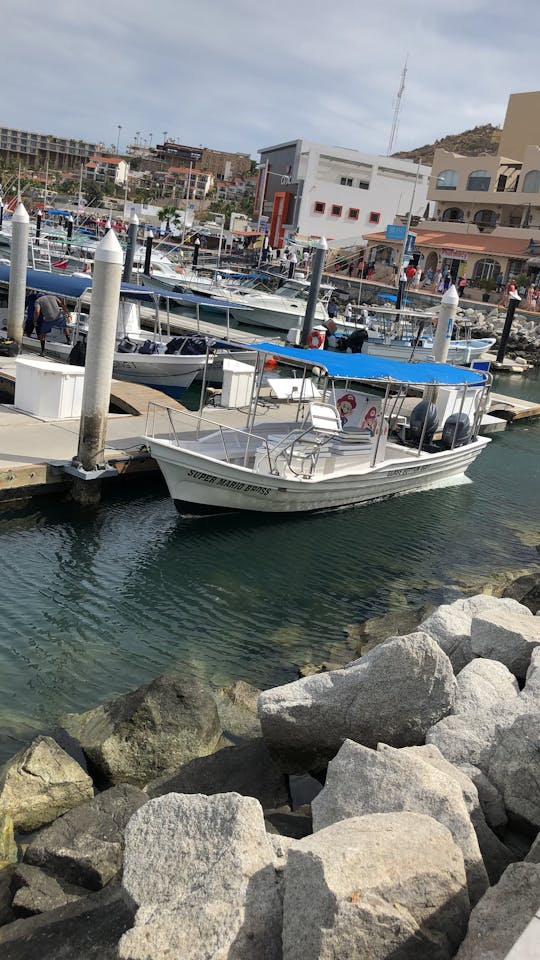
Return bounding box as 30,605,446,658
14,357,86,419
221,358,255,409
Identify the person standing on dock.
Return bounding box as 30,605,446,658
34,294,71,355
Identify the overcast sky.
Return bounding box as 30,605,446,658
3,0,538,160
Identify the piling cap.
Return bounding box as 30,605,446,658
130,212,139,225
95,228,123,265
12,202,29,224
316,236,328,251
441,284,459,306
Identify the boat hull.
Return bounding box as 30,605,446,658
147,436,490,515
364,339,495,364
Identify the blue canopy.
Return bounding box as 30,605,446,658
250,342,486,386
376,293,412,304
0,263,250,311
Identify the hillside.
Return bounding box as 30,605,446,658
392,124,501,165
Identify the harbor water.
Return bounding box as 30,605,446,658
0,370,538,764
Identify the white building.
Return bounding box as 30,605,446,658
84,156,129,187
256,139,431,249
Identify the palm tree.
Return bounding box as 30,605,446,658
158,205,180,232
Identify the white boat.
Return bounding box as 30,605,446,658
145,343,491,515
223,277,332,331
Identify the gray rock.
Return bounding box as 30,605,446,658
213,680,262,740
455,862,540,959
378,744,515,884
487,714,540,830
264,809,312,839
312,739,488,905
470,610,540,680
419,595,531,672
458,764,508,829
145,738,289,811
0,736,93,833
0,815,17,869
119,792,281,959
521,646,540,704
501,570,540,614
347,606,427,657
524,832,540,863
258,633,456,773
0,882,135,960
283,812,470,960
11,864,86,917
426,702,524,773
0,867,15,928
61,673,222,788
452,659,519,715
24,784,147,891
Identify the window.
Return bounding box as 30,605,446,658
442,207,464,222
358,180,369,190
340,177,353,187
467,170,491,191
474,209,497,227
313,201,326,214
369,211,380,224
522,170,540,193
330,204,342,217
436,169,458,190
472,258,501,282
347,208,359,220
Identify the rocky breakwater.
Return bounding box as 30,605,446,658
457,305,540,365
0,595,538,957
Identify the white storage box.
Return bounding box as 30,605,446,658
14,357,85,419
221,358,255,409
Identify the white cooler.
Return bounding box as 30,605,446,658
221,358,255,409
14,357,86,419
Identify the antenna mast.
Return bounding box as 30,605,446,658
387,56,408,156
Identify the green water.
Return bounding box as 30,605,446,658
0,371,538,764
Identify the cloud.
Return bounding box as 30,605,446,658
2,0,539,158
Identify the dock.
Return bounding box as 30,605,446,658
489,391,540,421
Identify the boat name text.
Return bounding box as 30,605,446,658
187,469,271,496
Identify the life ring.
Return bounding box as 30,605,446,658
309,330,323,348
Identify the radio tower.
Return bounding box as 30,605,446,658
387,56,408,156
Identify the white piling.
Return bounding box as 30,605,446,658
433,284,459,363
76,229,123,472
6,202,30,348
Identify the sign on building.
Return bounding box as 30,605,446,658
386,224,406,241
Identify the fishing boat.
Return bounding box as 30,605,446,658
145,343,491,515
0,264,252,399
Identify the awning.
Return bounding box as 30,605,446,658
248,342,487,386
526,257,540,267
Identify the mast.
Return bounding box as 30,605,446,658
387,56,408,156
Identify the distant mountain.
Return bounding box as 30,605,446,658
392,124,501,165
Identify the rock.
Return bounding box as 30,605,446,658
525,832,540,863
426,702,523,773
418,595,531,672
61,673,222,788
347,606,427,657
312,739,488,905
258,633,456,773
519,645,540,704
0,882,135,960
0,736,93,833
119,792,281,959
0,867,15,928
283,812,470,960
23,784,147,891
378,744,515,884
212,680,261,740
10,863,86,917
470,610,540,680
0,816,17,869
455,863,540,959
264,809,312,839
145,739,289,811
502,572,540,614
452,658,519,715
458,764,508,829
487,714,540,830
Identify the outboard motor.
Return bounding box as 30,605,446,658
407,400,438,446
117,337,137,354
69,340,86,366
441,412,472,449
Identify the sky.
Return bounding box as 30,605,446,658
2,0,539,161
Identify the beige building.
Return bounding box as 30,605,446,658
364,91,540,284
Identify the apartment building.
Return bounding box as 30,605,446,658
0,126,103,170
84,156,129,187
154,167,213,200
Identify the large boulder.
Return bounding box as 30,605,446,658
452,659,519,715
283,812,470,960
378,744,515,884
311,739,488,905
23,783,147,891
119,792,281,959
258,633,456,773
61,673,222,788
455,862,540,959
418,595,532,672
519,645,540,704
501,570,540,614
457,764,507,830
213,680,262,740
487,713,540,831
525,832,540,863
426,702,524,773
0,736,93,833
0,815,17,870
0,882,135,960
145,739,289,811
470,610,540,681
10,864,87,918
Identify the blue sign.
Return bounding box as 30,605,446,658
386,224,406,241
